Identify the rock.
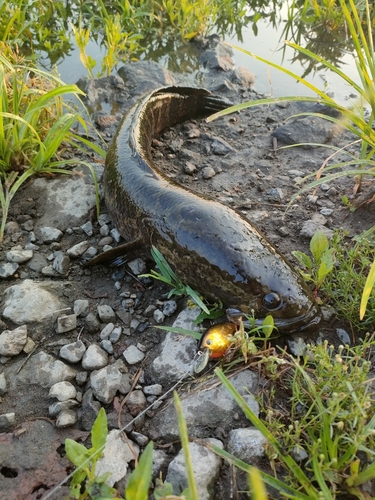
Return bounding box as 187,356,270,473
81,389,101,431
232,67,256,88
66,241,90,257
205,135,234,155
143,384,163,396
300,220,334,239
101,339,114,354
56,409,78,428
0,372,7,396
6,248,33,263
53,252,70,274
95,430,139,486
127,258,147,275
131,431,149,447
117,60,176,96
166,439,223,500
0,325,28,356
162,300,177,317
17,351,77,388
287,337,307,356
100,323,115,339
38,226,63,243
74,299,90,316
49,399,80,417
199,38,234,71
81,221,93,236
110,227,121,242
97,304,116,323
126,390,147,416
76,371,88,386
336,328,351,345
56,314,77,333
110,327,122,343
0,262,19,278
152,449,169,479
149,370,259,440
123,345,145,365
85,312,100,332
31,169,97,230
150,307,201,384
0,413,15,432
23,337,36,354
49,381,77,401
227,428,267,463
266,188,284,202
90,365,123,404
153,309,165,323
82,344,109,370
60,340,86,363
2,279,67,324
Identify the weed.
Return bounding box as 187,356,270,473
0,52,105,242
292,230,335,295
140,245,214,316
64,395,198,499
211,335,375,499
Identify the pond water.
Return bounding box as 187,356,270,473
44,3,361,105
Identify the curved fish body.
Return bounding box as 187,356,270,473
103,86,321,333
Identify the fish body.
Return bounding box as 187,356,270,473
103,86,321,333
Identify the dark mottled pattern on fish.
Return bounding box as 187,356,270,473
102,86,321,333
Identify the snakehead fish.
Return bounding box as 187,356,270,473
91,86,321,334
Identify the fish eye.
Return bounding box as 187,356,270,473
262,292,282,311
205,339,213,346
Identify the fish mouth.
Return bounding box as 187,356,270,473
227,304,322,335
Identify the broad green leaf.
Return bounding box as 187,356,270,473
91,407,108,452
65,438,90,467
125,441,154,500
310,231,329,264
291,250,313,270
261,315,275,338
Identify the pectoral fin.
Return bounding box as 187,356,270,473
84,237,144,267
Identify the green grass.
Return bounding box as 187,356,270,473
0,50,105,242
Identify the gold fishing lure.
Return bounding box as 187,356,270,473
194,323,237,374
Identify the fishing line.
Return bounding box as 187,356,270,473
41,355,199,500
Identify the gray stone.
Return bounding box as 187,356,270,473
131,431,149,447
291,444,309,462
0,262,19,278
82,344,109,370
100,323,115,339
53,252,70,274
49,381,77,401
110,327,122,343
6,248,33,263
151,307,201,384
82,246,98,260
90,365,123,404
56,314,77,333
166,439,223,500
31,170,97,231
152,449,169,479
0,372,7,396
184,161,197,175
117,60,176,96
287,337,307,357
202,166,216,179
300,220,334,239
85,312,100,332
101,339,114,354
23,337,35,354
123,345,145,365
74,299,90,316
49,399,79,417
95,430,139,486
38,226,63,243
232,66,256,88
2,279,66,324
153,309,165,324
66,241,90,257
162,300,177,317
76,371,88,386
97,304,116,323
81,389,101,431
60,340,86,363
127,258,147,275
143,384,162,396
27,253,48,272
17,351,77,388
149,370,259,440
119,373,132,395
56,409,78,428
0,412,15,432
0,324,27,356
81,221,93,236
126,390,147,416
266,188,284,202
336,328,351,345
227,428,267,463
110,228,121,242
